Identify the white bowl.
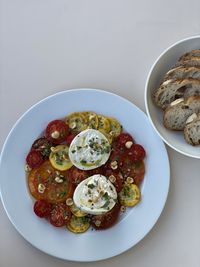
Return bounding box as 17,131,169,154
145,35,200,158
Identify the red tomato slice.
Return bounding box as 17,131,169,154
104,169,123,192
112,133,134,151
89,166,105,176
103,148,123,171
26,149,44,169
91,203,121,230
110,148,123,162
31,137,52,159
68,166,89,184
127,144,146,161
45,120,69,144
28,161,74,203
120,155,145,185
66,133,76,146
33,200,52,218
49,203,72,227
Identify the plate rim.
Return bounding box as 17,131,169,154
0,88,170,261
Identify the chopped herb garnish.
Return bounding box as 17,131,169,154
123,185,130,197
54,153,63,165
87,184,95,189
80,159,87,164
58,192,66,198
101,200,110,208
81,217,89,223
88,189,91,194
103,192,109,201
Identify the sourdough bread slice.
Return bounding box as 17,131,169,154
175,57,200,68
178,49,200,61
163,66,200,81
154,78,200,109
163,96,200,130
184,113,200,145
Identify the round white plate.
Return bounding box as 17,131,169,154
145,35,200,158
0,89,170,262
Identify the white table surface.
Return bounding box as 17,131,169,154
1,0,200,266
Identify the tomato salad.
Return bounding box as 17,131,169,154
25,112,146,233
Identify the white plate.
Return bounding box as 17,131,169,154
0,89,170,262
145,35,200,158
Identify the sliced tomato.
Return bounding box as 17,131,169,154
120,155,145,185
31,137,52,159
33,200,52,218
66,133,76,146
45,120,69,144
112,133,134,150
28,161,74,203
49,145,73,171
104,169,123,192
49,203,72,227
127,144,146,161
91,203,121,230
89,166,105,176
109,148,123,162
104,148,123,172
26,149,44,169
68,166,89,184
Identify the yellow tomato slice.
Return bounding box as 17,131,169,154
65,112,87,133
70,204,87,217
97,115,111,133
118,184,141,207
83,111,99,129
101,131,113,144
49,145,73,171
66,215,90,233
108,117,122,137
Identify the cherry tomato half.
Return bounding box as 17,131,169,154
91,203,121,230
45,120,69,144
112,133,134,150
49,203,72,227
33,200,52,218
127,144,146,161
26,149,44,169
66,133,76,146
31,137,52,159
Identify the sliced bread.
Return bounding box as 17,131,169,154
163,96,200,130
175,56,200,68
163,66,200,81
184,113,200,145
178,49,200,61
154,78,200,109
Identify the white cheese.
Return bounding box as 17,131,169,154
73,174,117,215
69,129,111,170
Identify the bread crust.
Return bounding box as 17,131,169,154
178,50,200,62
163,66,200,82
184,113,200,145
